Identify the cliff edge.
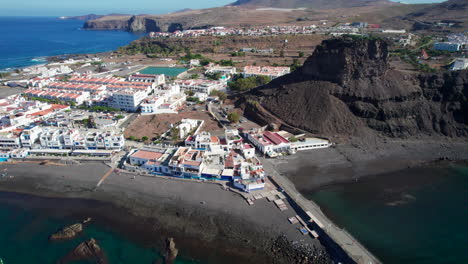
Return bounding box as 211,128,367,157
241,37,468,138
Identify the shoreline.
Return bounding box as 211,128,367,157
0,137,466,263
272,137,468,193
0,162,330,264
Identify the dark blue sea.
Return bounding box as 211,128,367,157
0,16,142,70
308,162,468,264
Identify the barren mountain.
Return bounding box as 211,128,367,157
383,0,468,31
239,37,468,138
229,0,395,9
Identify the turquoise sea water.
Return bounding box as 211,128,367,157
0,194,199,264
139,67,188,77
0,17,142,70
307,163,468,264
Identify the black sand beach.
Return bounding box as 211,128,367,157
0,162,329,264
271,137,468,192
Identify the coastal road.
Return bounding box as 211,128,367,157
260,157,381,264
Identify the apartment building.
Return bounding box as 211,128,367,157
19,125,42,148
0,132,22,149
175,79,225,94
108,90,147,112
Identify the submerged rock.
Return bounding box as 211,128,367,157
59,238,107,264
49,223,83,241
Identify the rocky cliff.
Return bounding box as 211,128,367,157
241,37,468,138
82,7,316,33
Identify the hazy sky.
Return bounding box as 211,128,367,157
0,0,447,16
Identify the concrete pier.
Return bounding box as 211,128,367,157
261,157,381,264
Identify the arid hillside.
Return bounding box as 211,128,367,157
239,37,468,138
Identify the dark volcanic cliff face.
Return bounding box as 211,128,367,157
243,37,468,138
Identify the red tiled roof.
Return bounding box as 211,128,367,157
131,150,163,160
263,131,289,145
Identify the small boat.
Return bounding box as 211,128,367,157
1,257,4,264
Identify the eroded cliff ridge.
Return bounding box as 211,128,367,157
241,37,468,138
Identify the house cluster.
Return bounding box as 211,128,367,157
0,125,125,159
242,66,291,79
204,64,237,79
140,84,186,114
127,128,266,193
149,25,322,39
0,95,70,132
24,73,181,113
22,65,73,77
174,79,226,94
434,33,468,52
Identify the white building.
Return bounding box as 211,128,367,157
185,131,220,150
247,131,291,156
175,79,225,94
177,119,203,139
84,131,125,150
19,125,42,148
0,132,21,149
128,74,165,84
205,65,237,77
39,128,64,149
109,90,147,112
242,66,290,79
451,58,468,71
140,85,186,115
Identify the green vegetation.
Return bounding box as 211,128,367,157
280,50,285,58
391,48,437,73
170,127,180,142
218,59,234,67
209,90,227,101
184,90,195,96
127,136,139,141
231,51,246,57
187,97,201,104
289,136,298,142
227,112,240,123
205,72,222,80
298,52,304,58
190,74,200,79
290,58,302,72
115,115,125,120
78,105,120,112
141,136,149,142
180,49,212,66
118,38,180,55
0,72,11,79
27,96,75,106
228,75,271,92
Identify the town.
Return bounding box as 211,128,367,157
0,20,466,264
0,57,334,195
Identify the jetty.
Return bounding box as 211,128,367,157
261,157,381,264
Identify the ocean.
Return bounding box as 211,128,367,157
0,16,142,71
307,162,468,264
0,192,200,264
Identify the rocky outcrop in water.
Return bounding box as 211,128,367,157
50,223,83,241
59,238,107,264
240,37,468,138
164,237,179,264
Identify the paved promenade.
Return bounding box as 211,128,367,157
260,157,381,264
